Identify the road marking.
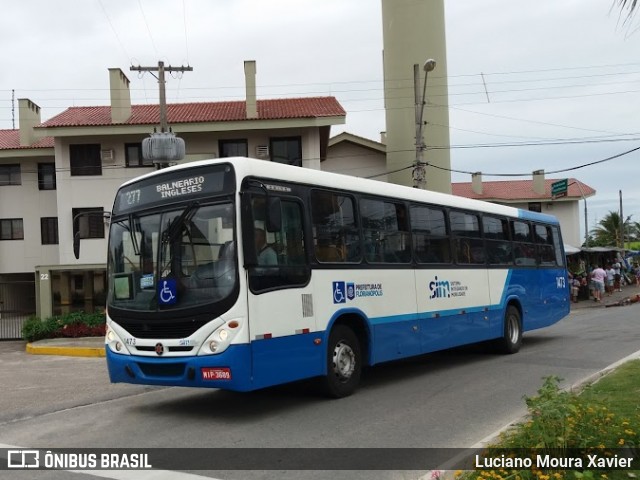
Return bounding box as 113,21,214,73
0,443,222,480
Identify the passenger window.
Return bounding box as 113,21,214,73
360,199,410,263
410,205,450,263
483,216,512,265
535,224,557,266
511,221,537,266
311,190,361,263
450,210,484,265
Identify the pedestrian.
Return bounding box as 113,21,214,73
571,276,580,303
606,264,615,296
613,260,622,292
591,265,606,302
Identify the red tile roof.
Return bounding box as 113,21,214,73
0,129,54,150
38,97,346,128
452,178,595,200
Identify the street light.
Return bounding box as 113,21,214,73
413,59,436,189
570,181,589,247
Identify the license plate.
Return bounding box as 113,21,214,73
201,367,231,381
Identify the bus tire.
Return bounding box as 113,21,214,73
322,325,362,398
498,305,522,354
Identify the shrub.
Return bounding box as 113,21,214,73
22,311,106,342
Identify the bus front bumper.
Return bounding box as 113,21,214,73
106,344,254,391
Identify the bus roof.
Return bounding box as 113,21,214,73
120,157,560,224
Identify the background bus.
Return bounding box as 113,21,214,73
104,157,570,397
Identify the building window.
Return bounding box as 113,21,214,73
70,144,102,176
38,163,56,190
125,143,152,167
72,208,105,239
528,202,542,213
270,137,302,167
219,139,248,158
0,219,24,240
41,217,59,245
0,164,21,186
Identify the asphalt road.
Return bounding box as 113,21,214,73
0,302,638,480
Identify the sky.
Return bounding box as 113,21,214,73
1,0,639,242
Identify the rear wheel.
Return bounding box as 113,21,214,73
321,325,362,398
497,305,522,354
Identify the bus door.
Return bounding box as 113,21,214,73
534,224,569,327
511,220,542,330
242,190,318,389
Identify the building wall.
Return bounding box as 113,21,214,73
0,155,58,273
323,142,387,181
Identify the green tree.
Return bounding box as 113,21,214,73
614,0,638,25
589,211,632,247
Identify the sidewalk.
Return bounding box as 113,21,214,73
571,282,640,310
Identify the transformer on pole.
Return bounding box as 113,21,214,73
130,61,193,168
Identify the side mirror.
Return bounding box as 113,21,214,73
266,197,282,232
73,232,81,259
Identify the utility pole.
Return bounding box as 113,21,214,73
130,61,193,132
130,61,193,167
413,59,436,189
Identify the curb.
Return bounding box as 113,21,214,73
25,343,105,358
419,349,640,480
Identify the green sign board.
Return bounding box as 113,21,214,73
551,179,568,198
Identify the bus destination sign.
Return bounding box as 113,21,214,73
113,165,233,215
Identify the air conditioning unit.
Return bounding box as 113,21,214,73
256,145,269,158
100,149,115,161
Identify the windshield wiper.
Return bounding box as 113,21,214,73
162,201,199,245
114,216,141,256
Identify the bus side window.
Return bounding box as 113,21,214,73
310,190,360,263
511,220,537,266
450,210,484,265
410,204,450,264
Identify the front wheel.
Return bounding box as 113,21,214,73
321,325,362,398
497,305,522,354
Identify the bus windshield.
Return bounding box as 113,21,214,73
107,201,237,312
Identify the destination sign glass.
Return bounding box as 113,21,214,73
113,164,235,215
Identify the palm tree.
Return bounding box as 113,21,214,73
614,0,638,24
590,211,631,247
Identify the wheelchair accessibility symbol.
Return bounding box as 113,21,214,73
333,281,346,304
158,279,177,305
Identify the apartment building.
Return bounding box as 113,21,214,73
0,62,345,331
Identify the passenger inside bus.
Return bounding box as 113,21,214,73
255,228,278,266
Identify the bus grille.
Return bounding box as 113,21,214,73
117,319,209,339
138,362,186,377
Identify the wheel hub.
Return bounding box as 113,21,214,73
332,340,355,381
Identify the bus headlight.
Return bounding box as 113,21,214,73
105,327,131,355
199,320,242,355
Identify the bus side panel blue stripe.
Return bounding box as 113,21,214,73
251,334,324,389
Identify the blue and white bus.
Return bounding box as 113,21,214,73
104,157,570,397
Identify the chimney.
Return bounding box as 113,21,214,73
244,60,258,119
380,131,387,144
533,169,545,195
472,172,483,195
109,68,132,123
18,99,42,147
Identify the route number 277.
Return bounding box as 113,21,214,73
556,276,566,288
